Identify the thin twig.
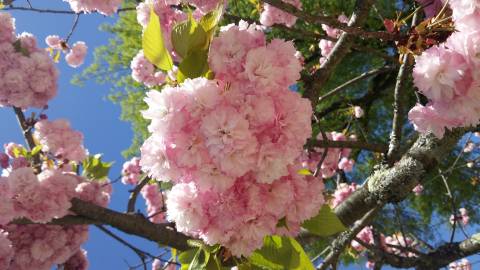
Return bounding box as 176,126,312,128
310,138,388,153
261,0,402,41
4,5,136,14
318,66,396,102
127,176,151,213
65,14,81,43
95,225,150,270
386,11,420,162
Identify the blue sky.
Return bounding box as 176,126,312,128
1,1,479,270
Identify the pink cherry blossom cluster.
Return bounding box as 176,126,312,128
0,138,111,270
34,119,88,163
351,226,374,252
2,224,88,270
260,0,302,28
331,182,358,208
304,132,356,178
45,36,88,68
352,228,419,257
166,163,324,256
384,234,419,257
141,183,166,223
0,230,13,269
0,143,29,171
139,22,323,255
62,248,89,270
63,0,122,16
409,1,480,138
449,258,472,270
318,14,349,64
130,50,167,87
121,158,166,223
121,157,142,185
450,208,470,226
0,13,58,109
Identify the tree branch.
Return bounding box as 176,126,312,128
309,139,388,153
386,12,419,162
318,65,396,103
4,5,136,14
303,0,375,108
127,176,150,213
335,128,467,227
70,198,191,251
260,0,400,41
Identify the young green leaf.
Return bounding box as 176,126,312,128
302,205,347,236
82,154,114,180
177,50,209,82
142,6,173,71
171,15,208,58
249,236,315,270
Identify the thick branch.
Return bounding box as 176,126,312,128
335,129,466,227
70,198,191,251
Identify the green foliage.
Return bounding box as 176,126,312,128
178,244,226,270
171,14,208,59
248,236,314,270
143,6,173,71
82,154,114,180
302,205,347,237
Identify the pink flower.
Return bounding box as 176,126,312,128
5,224,89,270
260,0,302,27
0,230,13,269
121,157,142,185
45,35,63,50
0,12,15,43
63,249,89,270
338,157,354,172
63,0,122,16
208,22,266,82
65,41,87,68
141,183,166,223
34,119,88,162
413,46,472,102
0,27,58,108
354,106,364,118
351,226,373,251
130,50,166,87
412,184,424,196
332,182,358,208
408,103,461,139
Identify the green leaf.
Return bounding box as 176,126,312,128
171,14,208,58
249,236,315,270
200,4,223,36
177,50,209,82
142,6,173,71
297,168,313,176
302,205,347,237
179,249,197,265
82,154,114,180
30,145,43,156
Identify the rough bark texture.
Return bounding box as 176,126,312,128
335,129,465,226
